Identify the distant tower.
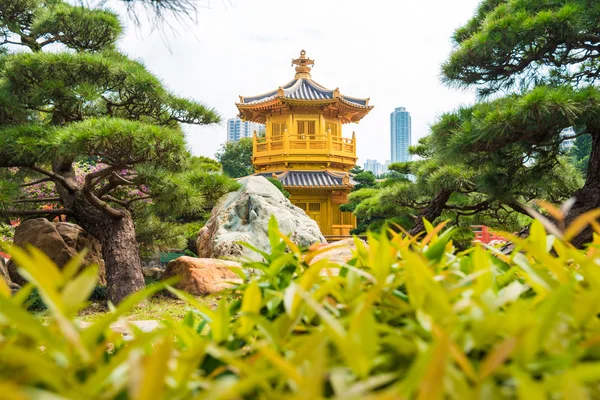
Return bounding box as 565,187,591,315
227,117,264,142
390,107,412,162
227,118,242,142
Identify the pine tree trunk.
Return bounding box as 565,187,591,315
409,189,453,236
52,161,145,304
569,133,600,248
82,212,146,304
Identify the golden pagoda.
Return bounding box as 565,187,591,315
236,50,373,237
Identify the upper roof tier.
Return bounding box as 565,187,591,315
237,50,373,124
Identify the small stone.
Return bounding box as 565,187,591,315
142,267,163,281
310,239,360,266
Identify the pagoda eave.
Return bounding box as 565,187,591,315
236,97,373,124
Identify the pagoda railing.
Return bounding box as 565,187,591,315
253,131,356,158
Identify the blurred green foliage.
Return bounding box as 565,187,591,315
3,210,600,398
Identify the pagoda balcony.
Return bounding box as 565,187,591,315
252,131,357,170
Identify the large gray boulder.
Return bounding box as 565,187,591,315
7,218,106,286
197,176,325,261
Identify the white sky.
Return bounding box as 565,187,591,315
114,0,481,164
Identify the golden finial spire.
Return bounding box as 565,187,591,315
291,49,314,79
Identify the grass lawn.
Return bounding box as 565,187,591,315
76,295,218,323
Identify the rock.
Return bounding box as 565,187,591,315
7,218,106,286
197,176,326,261
309,239,366,276
9,282,20,294
162,256,243,295
142,267,164,281
500,225,530,255
0,256,10,284
310,239,359,265
79,320,161,341
141,252,161,269
0,257,19,293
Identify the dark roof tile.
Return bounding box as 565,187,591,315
240,78,368,108
259,171,356,188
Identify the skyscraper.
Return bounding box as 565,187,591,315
363,159,379,175
227,117,265,142
363,159,390,176
390,107,412,162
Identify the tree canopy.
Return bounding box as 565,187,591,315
345,134,582,236
216,138,254,178
443,0,600,96
436,0,600,246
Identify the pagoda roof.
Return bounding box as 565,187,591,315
237,50,373,124
258,170,356,189
240,78,370,108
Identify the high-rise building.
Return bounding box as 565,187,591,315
390,107,412,162
363,159,390,176
363,159,379,175
227,117,265,142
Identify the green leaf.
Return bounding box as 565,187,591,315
60,265,99,315
0,296,52,342
423,227,455,263
237,279,262,336
131,337,172,400
61,249,89,282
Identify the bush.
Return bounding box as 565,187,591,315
24,288,47,311
26,285,107,311
266,177,291,198
2,209,600,398
183,221,205,255
451,225,475,251
0,221,14,244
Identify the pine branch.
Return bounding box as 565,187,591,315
95,171,138,197
127,196,152,206
27,166,77,192
445,201,491,212
84,167,126,219
83,190,126,219
95,182,118,198
102,194,128,207
85,166,119,190
19,178,53,188
505,201,532,218
0,40,26,47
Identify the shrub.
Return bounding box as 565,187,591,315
26,285,107,311
2,209,600,398
451,225,475,251
24,288,47,311
267,177,291,198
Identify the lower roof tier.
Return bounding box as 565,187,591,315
257,170,357,189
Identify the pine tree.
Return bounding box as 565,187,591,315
440,0,600,246
0,0,223,303
345,137,581,235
